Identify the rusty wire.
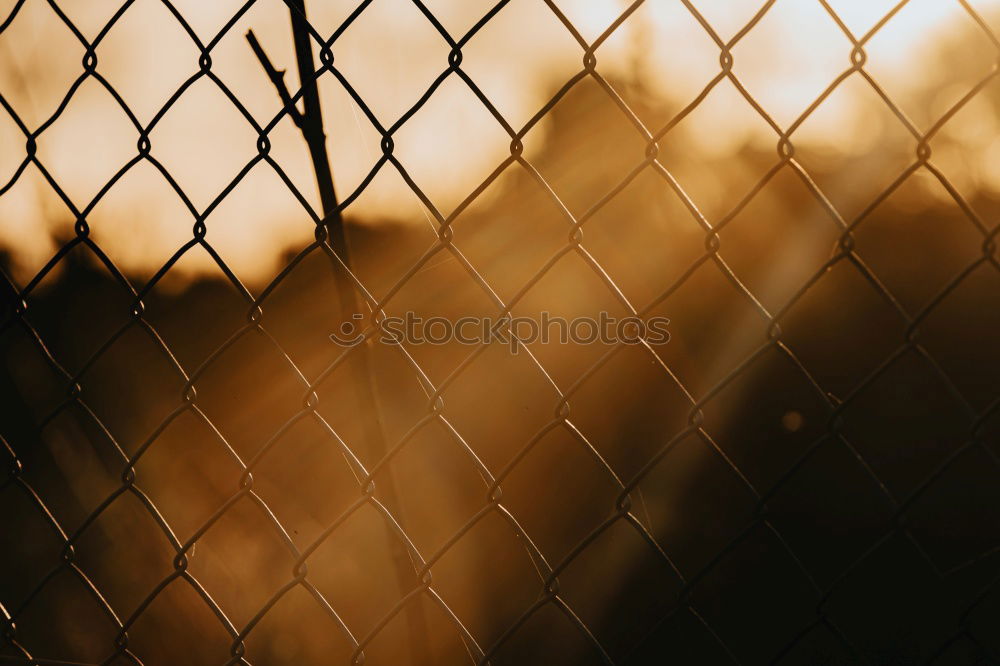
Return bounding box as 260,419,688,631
2,0,1000,663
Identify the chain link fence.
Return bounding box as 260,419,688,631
2,0,1000,663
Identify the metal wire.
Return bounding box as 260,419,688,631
2,0,1000,663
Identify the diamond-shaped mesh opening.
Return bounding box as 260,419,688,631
653,78,780,221
779,258,907,397
730,0,853,129
527,77,648,217
302,500,421,632
508,250,635,387
697,345,831,490
839,348,972,497
13,244,134,375
184,495,301,629
569,356,686,481
582,166,707,306
372,418,490,555
609,1,720,129
0,0,84,128
332,0,451,125
788,72,919,220
391,74,514,218
10,566,123,663
764,435,896,587
687,522,821,663
635,431,759,577
852,173,987,312
862,0,999,131
716,166,844,314
429,508,548,650
131,408,245,540
457,0,581,132
71,491,180,614
96,0,203,124
148,76,260,211
29,407,127,531
437,341,559,472
555,516,683,657
123,576,236,666
822,531,958,661
500,424,622,563
35,76,138,207
446,168,569,303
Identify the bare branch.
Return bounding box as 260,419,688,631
245,30,304,129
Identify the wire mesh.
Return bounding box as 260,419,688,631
2,0,1000,664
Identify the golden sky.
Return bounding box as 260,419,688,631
0,0,996,283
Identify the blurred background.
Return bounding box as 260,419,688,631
2,0,1000,664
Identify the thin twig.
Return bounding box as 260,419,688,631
245,30,303,129
248,5,432,663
